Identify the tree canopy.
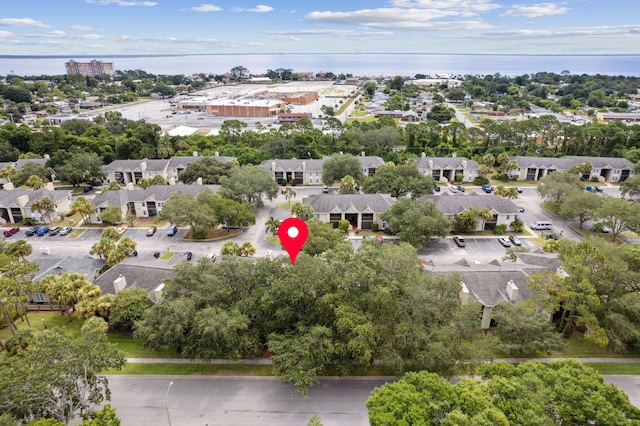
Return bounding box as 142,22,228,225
322,154,365,186
362,163,435,198
380,198,451,247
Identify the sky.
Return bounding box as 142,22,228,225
0,0,638,56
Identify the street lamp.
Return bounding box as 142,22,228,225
165,381,174,426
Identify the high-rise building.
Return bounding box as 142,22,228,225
65,60,114,77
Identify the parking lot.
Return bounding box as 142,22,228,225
418,236,539,263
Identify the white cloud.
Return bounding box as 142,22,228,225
69,25,94,31
0,18,49,28
190,4,222,12
264,29,392,37
390,0,501,12
234,5,273,13
43,30,66,37
86,0,157,6
0,31,14,38
78,33,105,39
306,8,493,30
502,3,569,18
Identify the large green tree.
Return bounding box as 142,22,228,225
322,154,365,186
219,165,278,207
178,157,234,184
559,190,603,228
595,196,640,239
362,163,435,198
54,152,104,187
380,198,451,247
536,171,583,206
367,361,640,425
0,320,126,425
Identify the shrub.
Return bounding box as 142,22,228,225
454,173,463,183
590,176,600,182
499,174,509,182
338,219,350,233
21,217,36,226
494,224,507,235
371,223,379,232
510,219,524,233
192,229,207,239
473,176,489,186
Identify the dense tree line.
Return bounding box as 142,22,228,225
133,241,490,393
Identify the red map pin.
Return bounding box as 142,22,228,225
278,217,309,265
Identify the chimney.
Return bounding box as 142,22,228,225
169,178,176,185
140,160,147,171
302,161,306,172
459,282,469,305
361,151,365,157
153,283,165,302
271,162,276,172
462,160,468,169
196,177,203,185
17,194,28,207
215,151,219,156
421,152,426,158
428,160,433,170
44,154,50,159
4,182,14,190
452,152,457,158
45,182,54,191
127,182,135,190
192,151,198,157
506,280,518,301
113,275,127,293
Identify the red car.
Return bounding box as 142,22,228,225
3,227,19,237
146,226,157,236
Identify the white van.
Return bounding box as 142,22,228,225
530,221,552,230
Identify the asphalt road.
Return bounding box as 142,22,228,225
102,375,640,425
105,376,391,426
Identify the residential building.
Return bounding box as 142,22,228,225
277,113,313,124
303,193,395,230
415,154,479,183
93,256,178,301
89,184,219,223
0,183,72,224
423,194,522,231
65,59,114,77
510,155,635,182
426,252,562,328
261,154,384,185
29,254,105,304
101,158,171,186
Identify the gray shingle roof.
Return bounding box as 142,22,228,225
0,188,71,208
92,184,220,207
260,158,326,173
415,156,479,170
101,158,170,173
511,155,634,170
303,193,396,214
31,254,106,283
93,257,177,296
15,158,49,171
423,194,520,215
169,155,235,169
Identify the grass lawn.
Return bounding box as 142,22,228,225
275,200,300,209
130,217,170,228
265,235,283,247
584,363,640,374
550,333,640,358
68,229,86,239
183,227,242,240
0,312,83,341
159,252,174,260
108,363,275,375
107,332,180,358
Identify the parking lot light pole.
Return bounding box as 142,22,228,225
165,381,174,426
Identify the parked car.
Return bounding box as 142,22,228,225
152,251,161,258
453,235,466,247
167,225,178,236
498,236,512,247
434,185,441,192
207,253,217,262
36,227,50,236
456,185,466,193
129,249,138,257
449,186,458,193
515,187,523,193
481,183,492,193
25,226,39,236
115,226,126,235
49,226,62,236
146,226,157,236
3,227,19,237
182,251,193,261
509,235,522,246
586,186,603,193
59,227,72,236
322,186,329,193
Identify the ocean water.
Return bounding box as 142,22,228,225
1,53,640,78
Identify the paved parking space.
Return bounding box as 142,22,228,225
419,236,539,263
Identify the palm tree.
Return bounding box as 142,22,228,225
339,175,356,194
283,187,296,206
494,185,519,200
72,196,97,225
0,165,17,183
25,175,44,189
265,216,280,236
239,242,256,257
467,207,493,231
30,198,54,223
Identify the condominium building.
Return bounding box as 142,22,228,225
65,60,114,77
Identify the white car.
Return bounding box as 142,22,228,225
206,253,217,263
498,237,512,247
115,226,126,235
